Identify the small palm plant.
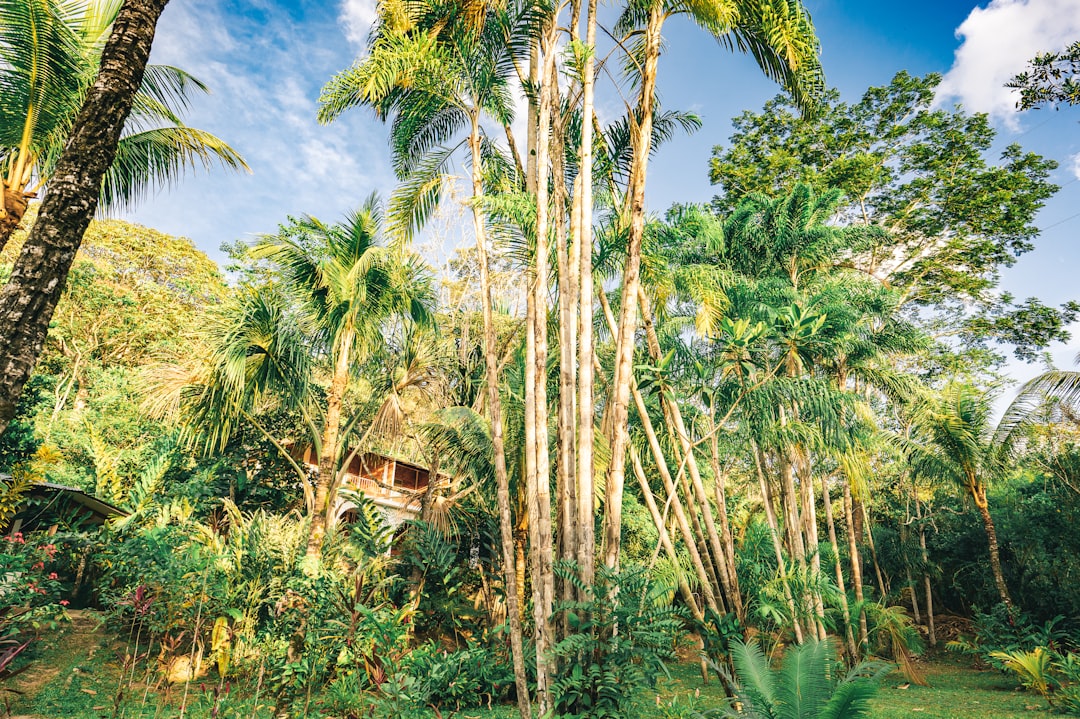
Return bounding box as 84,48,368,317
717,637,886,719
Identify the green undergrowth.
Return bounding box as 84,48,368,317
1,616,1056,719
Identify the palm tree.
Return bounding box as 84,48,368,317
721,637,884,718
601,0,825,573
318,3,540,712
250,199,435,562
0,0,172,435
908,382,1013,608
0,0,248,251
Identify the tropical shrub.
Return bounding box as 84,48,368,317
0,532,69,675
718,637,887,719
549,564,688,719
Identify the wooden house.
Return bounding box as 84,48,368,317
296,448,437,528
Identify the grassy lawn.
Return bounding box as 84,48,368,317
3,614,1055,719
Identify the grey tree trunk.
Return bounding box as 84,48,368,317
0,0,171,433
469,115,532,719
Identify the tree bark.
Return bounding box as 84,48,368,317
843,478,869,652
0,0,171,433
602,5,662,570
972,484,1012,608
598,289,721,615
916,494,936,646
638,288,743,620
821,474,857,658
526,29,557,711
752,443,802,644
469,114,532,719
305,328,353,563
575,0,599,597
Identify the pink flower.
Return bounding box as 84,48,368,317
59,600,70,606
47,572,58,580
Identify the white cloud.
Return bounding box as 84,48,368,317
1071,151,1080,180
341,0,378,49
936,0,1080,127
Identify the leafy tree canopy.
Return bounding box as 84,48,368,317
708,72,1073,363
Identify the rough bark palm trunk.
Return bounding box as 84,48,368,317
469,114,532,719
972,483,1012,608
0,0,171,433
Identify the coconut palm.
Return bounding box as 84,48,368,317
908,382,1013,608
996,355,1080,452
0,0,248,250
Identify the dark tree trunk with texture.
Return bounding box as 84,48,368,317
0,0,171,433
973,487,1012,608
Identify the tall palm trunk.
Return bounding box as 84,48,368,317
553,92,578,619
843,478,869,651
639,289,743,619
306,327,354,562
915,494,936,646
821,474,857,657
526,31,558,711
575,0,599,593
603,5,663,570
970,481,1012,608
752,442,803,644
0,0,171,434
469,113,532,719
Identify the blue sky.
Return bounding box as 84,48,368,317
124,0,1080,382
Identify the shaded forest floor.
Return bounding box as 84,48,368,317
0,611,1055,718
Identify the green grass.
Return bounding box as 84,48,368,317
4,615,1058,719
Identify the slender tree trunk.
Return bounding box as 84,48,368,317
575,0,598,596
639,289,742,619
602,5,663,570
469,114,531,719
972,483,1012,608
306,328,354,563
916,494,936,646
752,442,802,644
599,289,721,614
709,431,743,618
843,478,869,652
0,0,171,433
527,31,558,712
798,462,827,640
553,99,577,624
822,474,857,658
631,447,702,621
862,503,888,600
